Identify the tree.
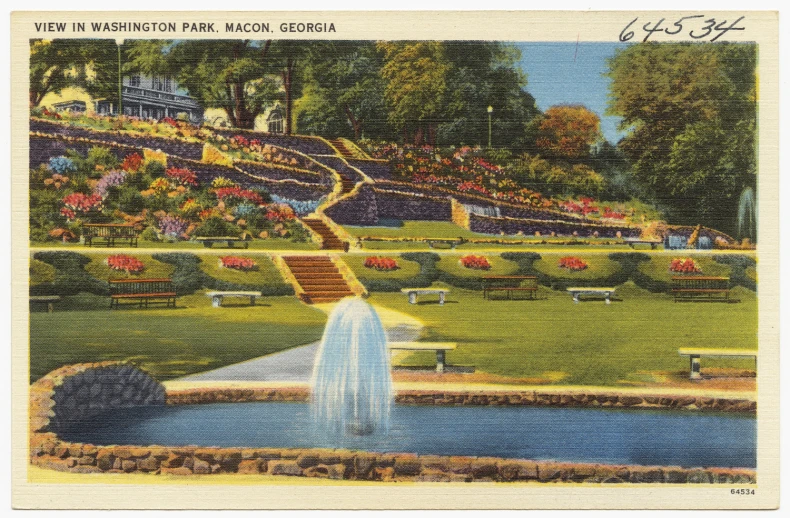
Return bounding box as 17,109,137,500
298,41,390,140
130,40,279,129
607,42,757,232
378,41,450,145
29,39,86,107
534,105,601,160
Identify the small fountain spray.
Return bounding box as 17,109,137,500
310,297,393,436
737,187,756,243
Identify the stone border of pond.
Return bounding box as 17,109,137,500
29,362,756,483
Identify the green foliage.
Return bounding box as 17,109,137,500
30,259,56,285
29,39,87,107
139,226,160,242
713,255,757,291
192,216,243,238
31,251,109,296
30,188,65,242
607,43,757,232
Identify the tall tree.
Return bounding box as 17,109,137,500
607,42,757,232
29,39,87,107
378,41,450,145
130,40,279,129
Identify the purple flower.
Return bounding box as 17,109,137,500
94,170,127,198
158,215,189,239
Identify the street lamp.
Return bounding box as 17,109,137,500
115,39,125,116
487,105,493,148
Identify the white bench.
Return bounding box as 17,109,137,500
388,341,457,373
566,287,617,304
206,291,263,307
401,288,449,305
678,348,757,380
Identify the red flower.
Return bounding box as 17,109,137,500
121,153,143,172
364,256,399,271
219,256,257,271
106,254,145,274
670,258,701,273
165,167,199,187
558,256,588,271
214,186,264,205
460,255,491,270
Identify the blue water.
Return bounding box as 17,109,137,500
59,402,756,468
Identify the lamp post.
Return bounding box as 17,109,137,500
115,39,125,116
487,105,493,148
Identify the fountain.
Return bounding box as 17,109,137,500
310,297,393,436
737,187,756,243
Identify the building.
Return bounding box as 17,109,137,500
52,100,87,114
95,75,203,123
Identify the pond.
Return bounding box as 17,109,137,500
59,402,756,469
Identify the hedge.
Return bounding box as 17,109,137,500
713,255,757,291
31,251,109,297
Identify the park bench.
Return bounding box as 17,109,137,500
671,276,731,302
388,341,457,373
109,278,177,309
205,290,263,307
424,238,466,250
82,223,139,248
482,275,538,300
193,236,251,249
624,238,662,249
401,287,450,305
566,287,617,304
678,347,757,380
29,295,61,313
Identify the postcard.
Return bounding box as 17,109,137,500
10,10,779,509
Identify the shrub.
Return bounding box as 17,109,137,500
86,146,119,172
106,254,145,274
202,143,234,167
459,255,491,270
121,153,143,172
47,156,76,175
364,257,399,271
31,251,109,296
61,192,102,218
94,170,127,198
192,216,242,238
158,215,189,239
211,176,237,189
219,256,257,271
713,255,757,291
558,256,588,271
139,226,160,242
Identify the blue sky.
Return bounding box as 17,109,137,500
516,42,629,144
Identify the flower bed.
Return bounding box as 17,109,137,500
670,258,701,274
460,255,491,270
364,256,399,271
165,167,199,187
219,256,257,271
105,254,145,274
558,256,588,271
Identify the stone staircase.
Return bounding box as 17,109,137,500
301,217,347,251
328,138,357,159
327,139,359,194
282,255,355,304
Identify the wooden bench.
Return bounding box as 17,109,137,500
109,278,177,309
482,276,538,300
193,236,251,249
388,341,457,373
401,288,449,305
205,291,263,307
424,238,465,250
566,287,617,304
671,276,730,302
29,295,61,313
678,348,757,380
624,239,662,249
83,223,139,247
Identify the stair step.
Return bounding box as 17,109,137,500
308,296,354,303
303,290,355,297
289,268,339,275
285,259,335,265
290,273,345,280
299,282,350,289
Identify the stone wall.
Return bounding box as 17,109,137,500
324,185,380,225
468,213,640,239
374,189,452,221
29,367,756,483
30,362,166,435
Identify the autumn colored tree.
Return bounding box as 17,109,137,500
607,42,756,232
534,105,601,160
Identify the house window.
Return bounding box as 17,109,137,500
267,110,283,134
152,76,173,92
164,77,172,92
129,75,141,87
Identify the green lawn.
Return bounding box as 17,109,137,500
344,221,494,239
343,255,422,280
29,293,326,383
532,254,622,281
434,253,519,278
638,255,732,282
30,239,320,251
83,254,175,281
367,284,757,386
198,254,285,285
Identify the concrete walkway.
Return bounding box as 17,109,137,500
177,306,422,383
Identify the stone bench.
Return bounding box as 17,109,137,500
401,288,449,305
29,295,62,313
388,341,457,373
425,238,465,250
566,287,617,304
624,239,661,249
678,347,757,380
193,236,250,249
205,291,263,307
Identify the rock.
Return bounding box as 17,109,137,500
372,467,395,481
497,462,521,481
268,460,303,477
537,464,563,481
237,459,266,474
687,470,713,484
192,458,211,475
630,468,663,483
161,453,185,468
121,460,137,472
137,456,160,472
470,460,498,479
96,450,115,470
619,396,643,407
160,467,193,476
393,457,422,476
664,469,688,483
353,455,377,478
418,469,452,482
296,454,320,469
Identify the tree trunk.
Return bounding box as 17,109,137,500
282,58,294,135
414,125,424,146
343,104,363,140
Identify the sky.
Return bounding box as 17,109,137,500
516,42,629,145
